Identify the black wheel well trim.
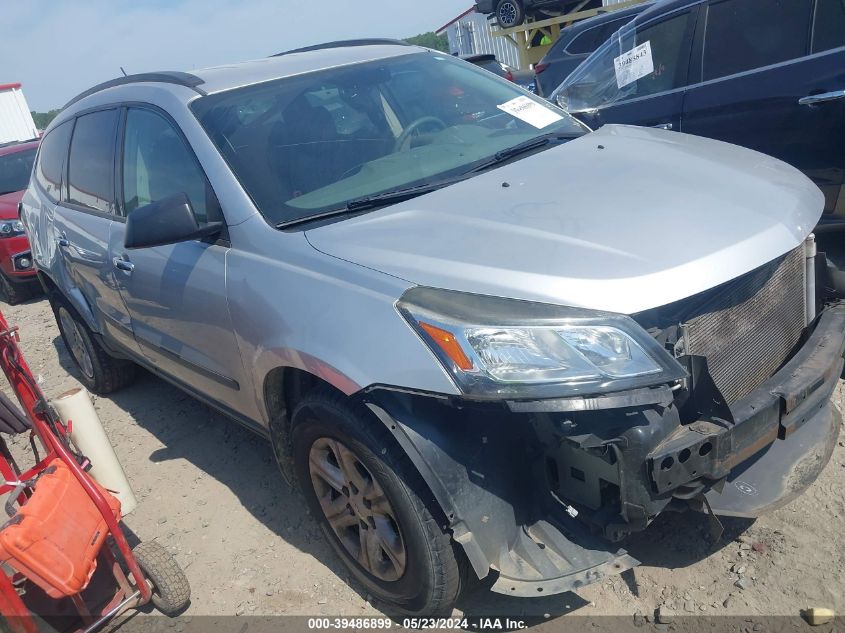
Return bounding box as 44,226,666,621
263,366,334,483
261,369,492,578
35,269,58,297
262,370,469,475
363,399,493,580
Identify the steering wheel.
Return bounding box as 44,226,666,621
393,116,447,152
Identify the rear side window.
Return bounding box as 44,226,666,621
122,108,212,223
34,121,73,203
813,0,845,53
67,109,118,214
703,0,813,81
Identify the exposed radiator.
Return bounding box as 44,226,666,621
682,246,806,405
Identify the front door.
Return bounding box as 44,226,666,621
112,106,248,410
568,7,699,132
683,0,845,221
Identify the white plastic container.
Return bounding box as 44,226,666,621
50,387,138,515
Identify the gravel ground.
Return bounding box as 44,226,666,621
1,291,844,626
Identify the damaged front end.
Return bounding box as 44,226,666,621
362,238,845,596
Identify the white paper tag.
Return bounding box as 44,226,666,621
614,41,654,89
497,96,563,129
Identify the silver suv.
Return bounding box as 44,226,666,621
21,40,845,615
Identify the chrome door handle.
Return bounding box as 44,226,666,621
112,257,135,273
652,122,673,130
57,238,70,248
799,90,845,105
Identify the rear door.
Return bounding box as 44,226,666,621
575,7,699,132
23,119,73,270
53,109,138,353
683,0,845,219
112,105,248,410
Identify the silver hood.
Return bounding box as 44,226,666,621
306,125,823,314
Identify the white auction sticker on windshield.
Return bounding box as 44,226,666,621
614,41,654,89
497,96,563,129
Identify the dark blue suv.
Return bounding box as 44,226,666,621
553,0,845,226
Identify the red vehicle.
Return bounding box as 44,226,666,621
0,140,40,304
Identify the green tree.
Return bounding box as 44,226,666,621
403,32,450,53
31,110,60,130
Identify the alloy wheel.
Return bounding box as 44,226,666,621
308,437,407,582
498,1,519,27
58,307,94,379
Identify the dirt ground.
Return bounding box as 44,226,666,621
1,291,844,625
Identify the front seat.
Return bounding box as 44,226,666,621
268,95,341,198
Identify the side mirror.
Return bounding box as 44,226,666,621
124,193,222,249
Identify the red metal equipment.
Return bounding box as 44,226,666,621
0,307,188,632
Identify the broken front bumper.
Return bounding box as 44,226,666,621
664,303,845,517
361,304,845,597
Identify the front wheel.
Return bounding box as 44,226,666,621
291,387,463,616
495,0,525,28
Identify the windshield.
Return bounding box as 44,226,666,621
192,52,586,225
0,147,37,196
553,11,690,113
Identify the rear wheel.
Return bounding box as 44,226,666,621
496,0,525,28
291,387,463,615
50,296,136,394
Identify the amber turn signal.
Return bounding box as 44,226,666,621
419,322,474,371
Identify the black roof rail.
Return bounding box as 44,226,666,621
271,39,412,57
63,71,206,110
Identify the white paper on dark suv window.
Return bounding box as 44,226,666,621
497,96,563,129
614,41,654,89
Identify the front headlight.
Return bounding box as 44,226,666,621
398,287,686,399
0,220,25,237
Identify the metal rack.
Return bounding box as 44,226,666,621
492,0,648,67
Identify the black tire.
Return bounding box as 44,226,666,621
50,295,136,394
495,0,525,28
291,386,463,616
0,273,36,306
132,541,191,616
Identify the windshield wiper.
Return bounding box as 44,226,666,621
275,132,579,230
276,178,467,229
345,179,468,211
469,132,579,174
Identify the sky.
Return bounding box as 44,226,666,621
4,0,467,112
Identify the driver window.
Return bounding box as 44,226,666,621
122,108,212,223
628,12,694,98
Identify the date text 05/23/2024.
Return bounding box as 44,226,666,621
307,618,528,630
